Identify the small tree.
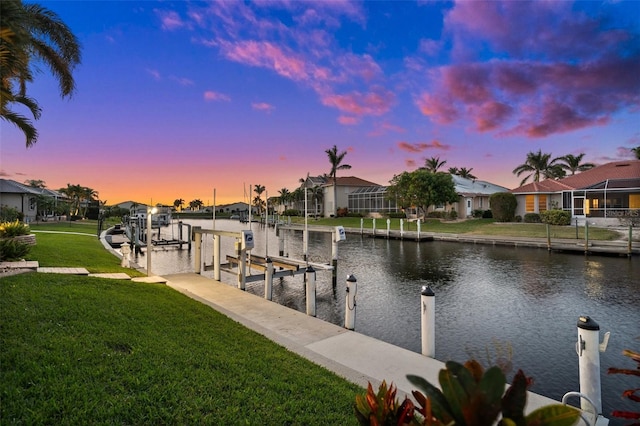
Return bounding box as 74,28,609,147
490,192,517,222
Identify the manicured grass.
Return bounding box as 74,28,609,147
26,227,145,276
0,274,363,424
291,217,623,240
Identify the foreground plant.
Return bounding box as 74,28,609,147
355,359,580,426
0,220,30,237
608,348,640,424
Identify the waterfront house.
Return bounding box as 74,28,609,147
449,175,510,217
0,179,65,222
511,160,640,225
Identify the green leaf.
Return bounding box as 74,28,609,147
476,366,507,424
439,367,469,426
524,404,580,426
502,370,528,425
407,374,454,424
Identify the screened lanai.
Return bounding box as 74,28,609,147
348,186,399,214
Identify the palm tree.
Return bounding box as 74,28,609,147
278,188,290,211
447,167,459,175
24,179,45,188
59,183,82,216
631,146,640,160
325,145,351,216
189,199,203,211
1,0,81,147
173,198,184,212
309,185,323,218
76,186,98,218
512,150,563,186
558,153,595,175
424,156,447,172
253,184,265,216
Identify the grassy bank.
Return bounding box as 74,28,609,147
26,222,145,276
288,217,623,240
0,274,362,424
5,220,362,424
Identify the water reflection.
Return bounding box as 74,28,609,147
133,219,638,423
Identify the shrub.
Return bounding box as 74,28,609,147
524,213,541,223
0,206,23,222
356,359,580,426
473,209,484,218
482,209,493,219
448,209,458,220
515,215,522,223
489,193,517,222
540,210,571,226
387,212,406,219
346,212,363,218
427,211,444,218
0,238,30,261
282,209,300,216
0,220,31,238
336,207,349,217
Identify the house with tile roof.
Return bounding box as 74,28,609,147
0,179,66,222
511,160,640,225
295,175,381,217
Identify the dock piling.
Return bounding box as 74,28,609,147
345,274,357,330
421,285,435,357
305,266,316,317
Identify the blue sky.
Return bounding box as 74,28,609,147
1,0,638,205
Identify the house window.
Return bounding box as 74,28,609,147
539,195,547,212
525,195,535,212
29,197,37,211
630,194,640,209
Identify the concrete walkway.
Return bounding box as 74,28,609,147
163,272,566,417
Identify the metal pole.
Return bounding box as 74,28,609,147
576,316,610,415
265,258,273,300
372,218,376,236
400,219,404,239
417,219,421,240
421,285,435,357
332,238,338,289
146,207,152,276
345,275,357,330
386,218,390,238
305,266,316,316
277,224,285,257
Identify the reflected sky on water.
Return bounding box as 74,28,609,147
133,219,639,423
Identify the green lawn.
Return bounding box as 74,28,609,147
290,217,623,240
26,226,145,276
1,274,362,424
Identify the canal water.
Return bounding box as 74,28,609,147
134,219,639,423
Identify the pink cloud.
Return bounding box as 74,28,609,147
221,40,310,82
252,102,275,113
156,10,186,31
204,91,230,102
321,87,394,116
338,116,359,125
368,121,406,137
397,140,451,153
424,1,640,138
405,159,417,168
146,69,161,81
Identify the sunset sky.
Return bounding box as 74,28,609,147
2,0,639,206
